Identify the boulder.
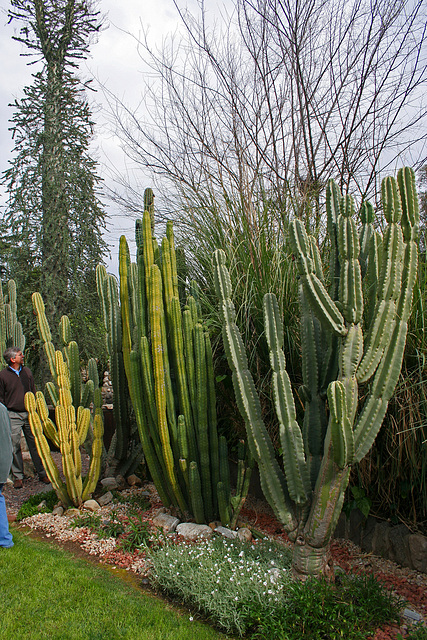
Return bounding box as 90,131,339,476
176,523,213,541
152,512,180,533
98,491,113,506
83,499,100,512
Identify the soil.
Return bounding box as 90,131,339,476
4,471,427,640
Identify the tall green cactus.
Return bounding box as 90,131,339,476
213,168,419,578
113,189,253,526
27,293,104,506
96,266,143,477
0,279,26,366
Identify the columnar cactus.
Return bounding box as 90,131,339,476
113,189,253,526
213,167,419,578
96,266,143,477
25,352,103,507
27,292,104,506
0,279,25,365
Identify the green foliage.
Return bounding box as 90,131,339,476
251,574,403,640
118,514,153,551
16,489,57,521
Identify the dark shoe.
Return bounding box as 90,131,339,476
39,476,51,485
13,479,23,489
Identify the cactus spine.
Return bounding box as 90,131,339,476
27,292,103,507
114,188,252,525
213,168,419,578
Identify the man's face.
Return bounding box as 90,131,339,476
11,351,24,368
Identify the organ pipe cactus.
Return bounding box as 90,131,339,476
32,292,96,409
96,266,143,477
213,168,419,578
114,189,253,526
26,292,104,506
0,279,25,365
25,352,103,507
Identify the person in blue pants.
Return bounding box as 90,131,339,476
0,401,14,548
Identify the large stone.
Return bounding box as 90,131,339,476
83,499,101,512
176,523,213,541
214,526,237,539
371,521,392,558
52,506,64,516
127,474,142,487
408,534,427,573
101,477,119,490
98,491,113,506
152,512,180,533
388,524,412,568
236,527,252,543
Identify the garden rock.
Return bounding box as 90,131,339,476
152,512,180,533
127,474,142,487
116,475,127,490
101,477,119,490
83,499,100,512
408,534,427,573
37,500,47,511
236,527,252,542
52,506,64,516
98,491,113,506
214,526,237,539
65,508,81,518
176,523,213,541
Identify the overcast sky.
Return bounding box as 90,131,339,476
0,0,221,273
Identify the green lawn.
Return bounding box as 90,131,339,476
0,528,230,640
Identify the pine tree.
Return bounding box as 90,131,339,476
2,0,107,371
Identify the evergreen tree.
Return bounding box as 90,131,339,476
2,0,107,373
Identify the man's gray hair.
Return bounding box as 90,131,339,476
3,347,22,366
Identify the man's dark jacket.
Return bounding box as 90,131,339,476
0,367,36,412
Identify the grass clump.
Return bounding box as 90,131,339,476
251,573,403,640
16,489,57,521
149,536,403,638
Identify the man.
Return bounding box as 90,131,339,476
0,401,13,547
0,347,50,489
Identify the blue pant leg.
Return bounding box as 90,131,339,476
0,485,13,548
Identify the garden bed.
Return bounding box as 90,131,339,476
5,469,426,640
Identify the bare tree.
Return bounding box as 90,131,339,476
108,0,427,226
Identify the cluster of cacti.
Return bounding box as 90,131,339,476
0,279,25,365
108,189,252,526
213,167,419,577
26,292,104,506
96,266,143,477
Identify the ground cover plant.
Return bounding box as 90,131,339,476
149,536,403,638
16,488,57,521
0,529,227,640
